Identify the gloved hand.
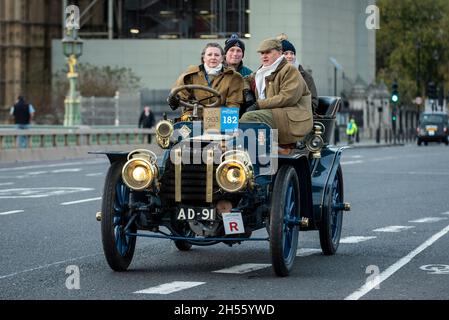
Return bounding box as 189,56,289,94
167,94,180,110
243,89,256,106
245,102,259,112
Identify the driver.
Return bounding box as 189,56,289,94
168,43,244,116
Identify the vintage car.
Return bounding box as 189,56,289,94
95,84,350,277
416,112,448,146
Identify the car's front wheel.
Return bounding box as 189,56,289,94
269,165,300,277
101,161,136,271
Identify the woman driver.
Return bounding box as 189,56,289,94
168,43,244,116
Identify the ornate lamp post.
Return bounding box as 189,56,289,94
62,28,83,126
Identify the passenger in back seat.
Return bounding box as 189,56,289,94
277,34,318,115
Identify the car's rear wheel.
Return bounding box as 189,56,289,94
101,161,136,271
417,139,422,146
269,165,300,277
319,165,344,255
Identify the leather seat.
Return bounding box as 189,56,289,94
315,97,341,118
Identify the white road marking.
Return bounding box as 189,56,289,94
373,226,415,233
213,263,271,274
340,236,376,244
0,210,24,216
86,173,103,177
61,197,102,206
297,248,322,257
27,171,48,176
0,253,98,280
52,168,82,173
341,160,364,165
345,224,449,300
134,281,205,295
409,217,448,223
0,187,93,199
0,182,14,186
419,264,449,275
441,212,449,216
0,160,105,172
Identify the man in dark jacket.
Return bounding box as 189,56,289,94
10,95,35,148
280,37,319,114
138,105,155,143
224,34,253,77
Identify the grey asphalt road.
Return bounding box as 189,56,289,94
1,143,449,302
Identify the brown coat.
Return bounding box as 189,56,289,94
246,58,313,144
174,65,243,108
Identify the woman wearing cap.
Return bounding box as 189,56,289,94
224,34,253,77
277,34,319,114
240,37,313,146
168,42,244,113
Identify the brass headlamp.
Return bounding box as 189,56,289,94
216,150,254,193
122,149,159,190
155,119,174,149
306,123,325,159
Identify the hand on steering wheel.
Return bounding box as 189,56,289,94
167,84,222,109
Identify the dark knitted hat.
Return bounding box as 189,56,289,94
224,34,246,57
281,39,296,55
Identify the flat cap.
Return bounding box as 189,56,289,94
257,38,282,52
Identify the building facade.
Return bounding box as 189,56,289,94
1,0,377,125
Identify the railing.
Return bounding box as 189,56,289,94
0,127,155,150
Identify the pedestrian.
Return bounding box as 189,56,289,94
240,37,313,150
138,105,155,143
10,95,35,148
277,34,319,114
168,42,244,119
346,116,358,145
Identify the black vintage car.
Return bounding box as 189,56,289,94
416,112,449,146
95,85,350,277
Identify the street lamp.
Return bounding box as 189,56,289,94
62,28,83,126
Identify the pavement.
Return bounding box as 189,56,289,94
335,138,407,149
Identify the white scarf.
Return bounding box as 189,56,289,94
255,55,284,100
204,63,223,75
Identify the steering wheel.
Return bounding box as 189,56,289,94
169,84,222,109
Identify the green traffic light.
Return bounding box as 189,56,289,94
391,94,399,103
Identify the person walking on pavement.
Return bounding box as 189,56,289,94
346,116,358,145
138,105,155,143
10,95,35,148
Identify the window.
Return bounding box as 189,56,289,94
121,0,249,39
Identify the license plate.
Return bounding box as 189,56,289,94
177,207,215,221
428,131,435,136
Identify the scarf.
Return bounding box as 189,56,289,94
255,55,284,100
204,63,223,76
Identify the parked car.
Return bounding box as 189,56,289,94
94,85,351,277
416,112,448,146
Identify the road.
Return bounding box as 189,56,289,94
1,143,449,303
